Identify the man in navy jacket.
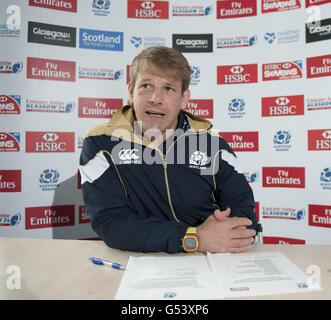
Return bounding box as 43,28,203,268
79,46,257,253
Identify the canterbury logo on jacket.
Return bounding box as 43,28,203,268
79,105,257,253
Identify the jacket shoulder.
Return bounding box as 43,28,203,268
85,121,110,138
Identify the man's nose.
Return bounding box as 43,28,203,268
149,88,162,104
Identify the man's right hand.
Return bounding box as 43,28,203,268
196,208,256,253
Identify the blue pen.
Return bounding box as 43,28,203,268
89,257,125,270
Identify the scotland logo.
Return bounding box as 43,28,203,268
189,151,209,169
39,169,60,191
130,36,143,48
92,0,111,16
264,32,276,44
190,66,200,85
320,167,331,190
273,130,291,151
228,98,245,118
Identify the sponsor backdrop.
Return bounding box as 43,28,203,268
1,0,330,245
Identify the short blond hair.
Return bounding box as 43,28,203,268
130,46,191,93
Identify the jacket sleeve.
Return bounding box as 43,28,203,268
214,143,258,231
79,136,188,253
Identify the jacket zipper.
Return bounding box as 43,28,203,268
162,158,180,223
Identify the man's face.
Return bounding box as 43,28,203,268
128,63,190,139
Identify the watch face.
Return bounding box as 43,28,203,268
184,237,197,250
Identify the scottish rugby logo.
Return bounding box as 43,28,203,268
320,167,331,190
273,130,291,151
189,151,209,169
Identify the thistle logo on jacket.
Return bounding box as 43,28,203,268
25,131,75,153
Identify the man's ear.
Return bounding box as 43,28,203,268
128,82,134,105
181,88,190,109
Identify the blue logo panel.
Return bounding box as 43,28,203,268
79,28,123,51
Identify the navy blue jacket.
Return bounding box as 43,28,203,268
79,105,257,253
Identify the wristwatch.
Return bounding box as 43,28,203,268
182,227,200,253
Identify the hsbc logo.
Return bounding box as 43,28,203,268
42,133,59,142
141,2,155,9
26,131,75,153
308,129,331,150
282,63,292,69
230,66,244,74
262,95,304,117
276,97,289,105
322,130,331,139
217,64,258,85
127,0,169,19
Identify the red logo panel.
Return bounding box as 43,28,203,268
263,236,305,244
309,204,331,229
0,170,21,192
217,0,257,19
262,0,300,13
184,99,213,119
217,64,258,84
0,95,20,114
78,97,122,118
262,61,303,81
127,0,169,19
308,129,331,151
220,131,259,152
262,167,305,188
29,0,77,12
262,95,304,117
307,54,331,79
26,131,75,153
27,57,76,82
25,205,75,229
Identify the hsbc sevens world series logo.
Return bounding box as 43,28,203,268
263,61,303,81
217,64,258,84
25,131,75,152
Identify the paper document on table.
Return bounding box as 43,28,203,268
115,255,221,300
207,251,322,298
